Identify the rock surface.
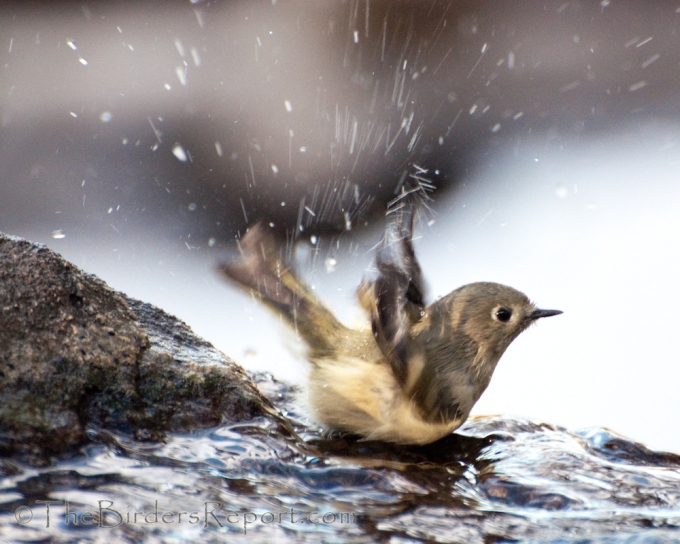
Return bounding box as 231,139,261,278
0,233,289,465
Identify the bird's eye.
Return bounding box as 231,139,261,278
495,308,512,323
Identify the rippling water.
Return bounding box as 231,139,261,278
2,375,680,543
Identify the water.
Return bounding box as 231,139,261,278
2,376,680,543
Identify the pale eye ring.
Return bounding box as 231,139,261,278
495,307,512,323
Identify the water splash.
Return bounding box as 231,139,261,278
172,143,188,162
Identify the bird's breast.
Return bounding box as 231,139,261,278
304,354,465,444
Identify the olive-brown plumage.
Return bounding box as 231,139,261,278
220,204,561,444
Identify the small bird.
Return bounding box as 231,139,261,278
220,201,562,445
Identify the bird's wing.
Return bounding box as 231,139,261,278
360,198,426,386
219,224,345,358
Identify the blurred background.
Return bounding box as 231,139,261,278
2,0,680,452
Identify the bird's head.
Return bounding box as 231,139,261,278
444,282,562,356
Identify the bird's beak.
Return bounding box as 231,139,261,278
529,308,563,320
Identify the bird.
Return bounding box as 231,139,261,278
219,199,562,445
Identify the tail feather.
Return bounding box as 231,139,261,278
219,224,345,358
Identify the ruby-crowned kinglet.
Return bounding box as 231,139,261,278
220,202,561,445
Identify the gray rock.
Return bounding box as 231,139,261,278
0,233,289,465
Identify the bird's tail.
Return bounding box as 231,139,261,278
219,224,344,358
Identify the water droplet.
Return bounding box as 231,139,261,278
190,47,201,67
175,66,187,86
299,146,307,153
172,143,188,162
66,39,77,50
491,123,501,133
164,83,172,91
284,100,292,112
174,38,185,57
100,111,112,122
556,184,568,198
51,230,65,239
215,142,223,156
69,112,77,118
280,201,286,206
271,164,279,174
324,258,337,273
629,81,647,92
188,202,197,211
78,56,88,66
310,235,318,245
208,237,216,247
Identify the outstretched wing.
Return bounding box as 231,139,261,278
219,224,345,358
360,198,426,385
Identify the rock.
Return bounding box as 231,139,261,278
0,233,289,465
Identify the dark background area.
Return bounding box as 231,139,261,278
2,0,678,238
